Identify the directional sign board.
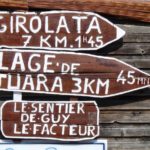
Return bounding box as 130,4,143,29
0,49,149,98
0,11,125,51
1,101,99,141
0,140,107,150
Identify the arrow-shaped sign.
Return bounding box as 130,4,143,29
0,11,125,51
0,49,149,98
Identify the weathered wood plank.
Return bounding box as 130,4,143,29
100,123,150,137
0,1,149,22
117,24,150,42
0,0,28,9
100,97,150,110
118,24,150,34
28,0,150,22
107,138,150,150
124,33,150,43
108,43,150,55
101,110,150,123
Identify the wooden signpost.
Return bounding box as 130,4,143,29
1,101,99,141
0,11,125,51
0,49,149,98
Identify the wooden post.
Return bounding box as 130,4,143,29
70,97,78,102
13,92,22,101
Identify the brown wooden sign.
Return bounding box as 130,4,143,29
0,49,149,98
1,101,99,141
0,11,125,51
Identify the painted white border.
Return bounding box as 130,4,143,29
1,100,100,141
0,10,125,51
0,49,149,98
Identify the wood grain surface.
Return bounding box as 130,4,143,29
0,0,149,22
28,0,150,22
0,0,28,9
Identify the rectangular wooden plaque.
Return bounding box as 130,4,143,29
1,101,99,141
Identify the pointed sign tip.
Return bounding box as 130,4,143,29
116,26,126,39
